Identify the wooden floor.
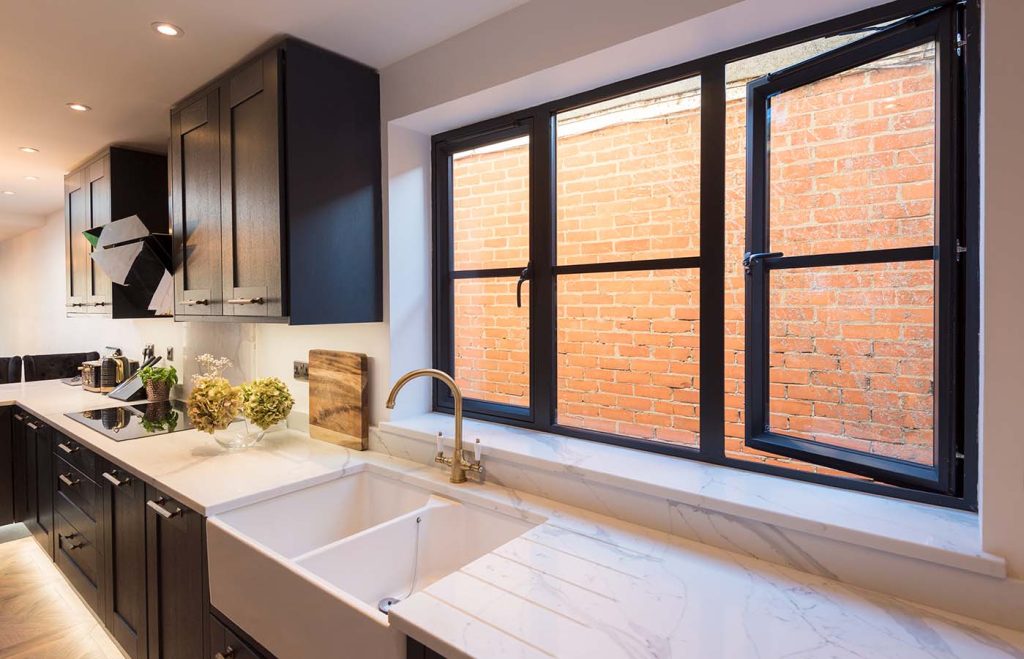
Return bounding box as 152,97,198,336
0,524,125,659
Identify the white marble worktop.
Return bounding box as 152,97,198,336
3,380,1023,658
0,379,355,514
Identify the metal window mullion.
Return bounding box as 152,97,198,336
530,114,555,428
700,62,727,461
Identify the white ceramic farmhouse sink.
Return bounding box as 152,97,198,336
207,468,536,659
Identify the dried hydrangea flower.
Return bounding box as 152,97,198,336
241,377,295,430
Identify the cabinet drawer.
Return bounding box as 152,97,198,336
209,612,269,659
53,434,96,479
55,512,100,608
55,456,99,521
55,490,97,547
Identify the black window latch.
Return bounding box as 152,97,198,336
742,251,783,274
516,263,532,308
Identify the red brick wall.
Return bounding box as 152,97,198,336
451,45,936,474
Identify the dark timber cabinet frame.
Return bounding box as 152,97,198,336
63,147,170,318
170,37,383,325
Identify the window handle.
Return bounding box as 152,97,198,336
743,251,783,274
516,263,532,308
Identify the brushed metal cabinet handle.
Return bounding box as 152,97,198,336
180,299,209,306
227,297,265,305
58,442,79,454
26,421,40,431
102,471,130,487
59,533,83,550
147,498,181,519
58,473,79,487
215,647,236,659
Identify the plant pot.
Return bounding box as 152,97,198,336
145,380,171,402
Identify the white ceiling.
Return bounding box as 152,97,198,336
0,0,527,235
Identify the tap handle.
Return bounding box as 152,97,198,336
474,438,482,462
436,432,444,455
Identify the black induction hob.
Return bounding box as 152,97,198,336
65,400,193,441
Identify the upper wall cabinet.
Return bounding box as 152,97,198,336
64,147,169,318
170,38,383,325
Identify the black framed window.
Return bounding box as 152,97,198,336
432,0,978,509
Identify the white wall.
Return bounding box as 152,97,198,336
980,0,1024,579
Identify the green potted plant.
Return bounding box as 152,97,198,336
139,365,178,402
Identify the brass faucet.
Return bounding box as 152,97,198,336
385,368,482,484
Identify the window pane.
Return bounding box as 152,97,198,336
453,277,529,407
768,260,935,465
769,43,937,256
557,269,699,447
555,76,701,266
725,34,913,477
452,136,530,271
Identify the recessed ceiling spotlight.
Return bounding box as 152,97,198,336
24,176,39,181
18,146,39,153
66,102,92,112
2,191,15,196
151,22,183,37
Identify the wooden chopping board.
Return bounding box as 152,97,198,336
308,350,369,450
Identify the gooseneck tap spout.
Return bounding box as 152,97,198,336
386,368,481,483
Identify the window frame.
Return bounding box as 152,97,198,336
431,0,979,510
744,11,959,493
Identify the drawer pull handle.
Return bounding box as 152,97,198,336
147,498,182,519
26,421,40,431
180,298,209,306
227,297,265,305
215,647,236,659
13,413,25,422
59,473,80,487
60,533,83,550
102,471,130,487
58,442,79,454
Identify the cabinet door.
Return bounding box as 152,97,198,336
145,485,205,659
25,419,53,558
86,156,113,311
11,410,28,523
100,463,148,659
220,53,283,318
0,407,12,526
172,89,223,316
65,170,89,311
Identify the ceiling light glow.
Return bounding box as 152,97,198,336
152,22,183,37
24,176,38,181
2,191,15,196
18,147,39,153
66,102,92,112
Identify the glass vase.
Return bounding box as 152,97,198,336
213,419,266,450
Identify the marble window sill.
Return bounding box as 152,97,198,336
380,412,1006,578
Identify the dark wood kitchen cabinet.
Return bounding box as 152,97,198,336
23,415,54,559
170,37,382,325
145,484,206,659
11,409,29,523
0,407,12,526
64,147,169,318
100,460,148,658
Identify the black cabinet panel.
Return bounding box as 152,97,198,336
100,462,148,659
146,484,206,659
220,53,282,319
11,410,28,523
172,90,223,317
23,418,54,558
0,407,12,526
209,610,271,659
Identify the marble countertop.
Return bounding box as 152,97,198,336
0,380,355,515
3,380,1023,658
